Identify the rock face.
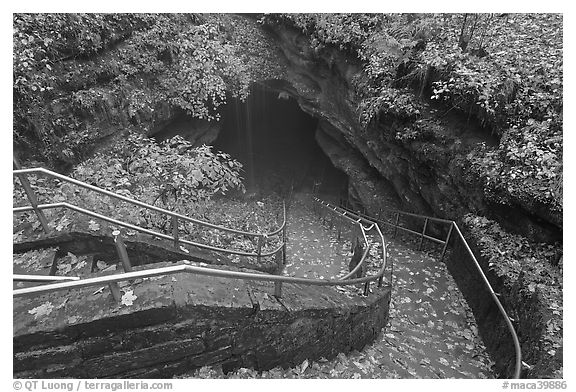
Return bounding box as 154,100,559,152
258,23,561,244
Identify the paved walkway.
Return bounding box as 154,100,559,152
15,191,496,378
271,193,495,378
321,239,495,378
283,193,353,280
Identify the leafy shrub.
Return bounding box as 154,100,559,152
463,214,561,284
13,14,284,165
14,135,288,254
468,119,562,211
14,134,244,231
463,214,562,367
264,13,563,222
357,87,421,126
73,133,245,212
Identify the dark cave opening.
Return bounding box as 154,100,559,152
213,84,348,196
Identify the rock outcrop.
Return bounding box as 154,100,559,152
259,23,561,244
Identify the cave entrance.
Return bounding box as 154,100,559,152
213,84,348,197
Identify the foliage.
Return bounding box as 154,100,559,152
269,13,562,131
28,301,54,320
463,214,562,364
13,248,57,272
421,14,562,133
265,13,563,221
13,13,284,165
14,133,245,233
13,143,284,255
468,119,562,211
13,14,152,156
74,133,245,209
272,13,384,55
121,290,137,307
357,87,421,126
463,214,561,285
116,16,252,121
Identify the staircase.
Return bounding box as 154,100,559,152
12,165,521,378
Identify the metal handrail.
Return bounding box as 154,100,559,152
451,223,522,379
14,202,284,258
339,203,448,248
340,202,521,379
12,256,386,297
341,199,453,225
13,167,286,239
13,197,389,301
14,275,80,282
314,198,388,288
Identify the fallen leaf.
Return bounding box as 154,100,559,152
121,290,137,306
96,260,107,270
13,230,24,242
67,315,79,324
300,359,309,373
55,216,71,231
28,301,54,319
67,252,78,264
88,220,100,231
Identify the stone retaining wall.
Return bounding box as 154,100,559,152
14,262,391,378
444,229,562,378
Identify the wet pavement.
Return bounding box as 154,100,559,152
267,192,495,378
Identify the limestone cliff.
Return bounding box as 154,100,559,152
261,23,560,244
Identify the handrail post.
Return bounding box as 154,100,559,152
274,249,283,298
363,281,370,296
113,229,132,272
440,223,454,262
282,225,287,265
419,218,429,250
172,215,179,249
256,234,265,264
393,212,400,238
108,282,122,302
13,158,51,234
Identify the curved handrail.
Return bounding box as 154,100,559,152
339,201,521,379
451,222,522,379
13,196,389,302
14,202,284,258
339,203,448,245
340,199,453,224
13,256,386,297
13,167,285,238
313,197,387,285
